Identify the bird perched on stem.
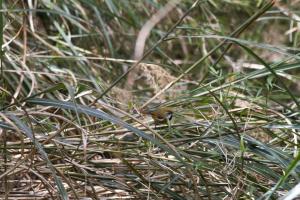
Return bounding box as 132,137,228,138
140,105,173,126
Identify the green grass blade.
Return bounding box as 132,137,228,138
8,114,68,200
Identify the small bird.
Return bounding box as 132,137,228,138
140,106,173,126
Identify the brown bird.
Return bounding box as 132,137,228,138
140,106,173,126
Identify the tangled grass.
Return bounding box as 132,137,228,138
1,0,300,199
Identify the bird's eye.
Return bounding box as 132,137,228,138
166,112,173,120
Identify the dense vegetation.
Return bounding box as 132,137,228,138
1,0,300,199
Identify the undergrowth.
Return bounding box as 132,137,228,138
1,0,300,199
